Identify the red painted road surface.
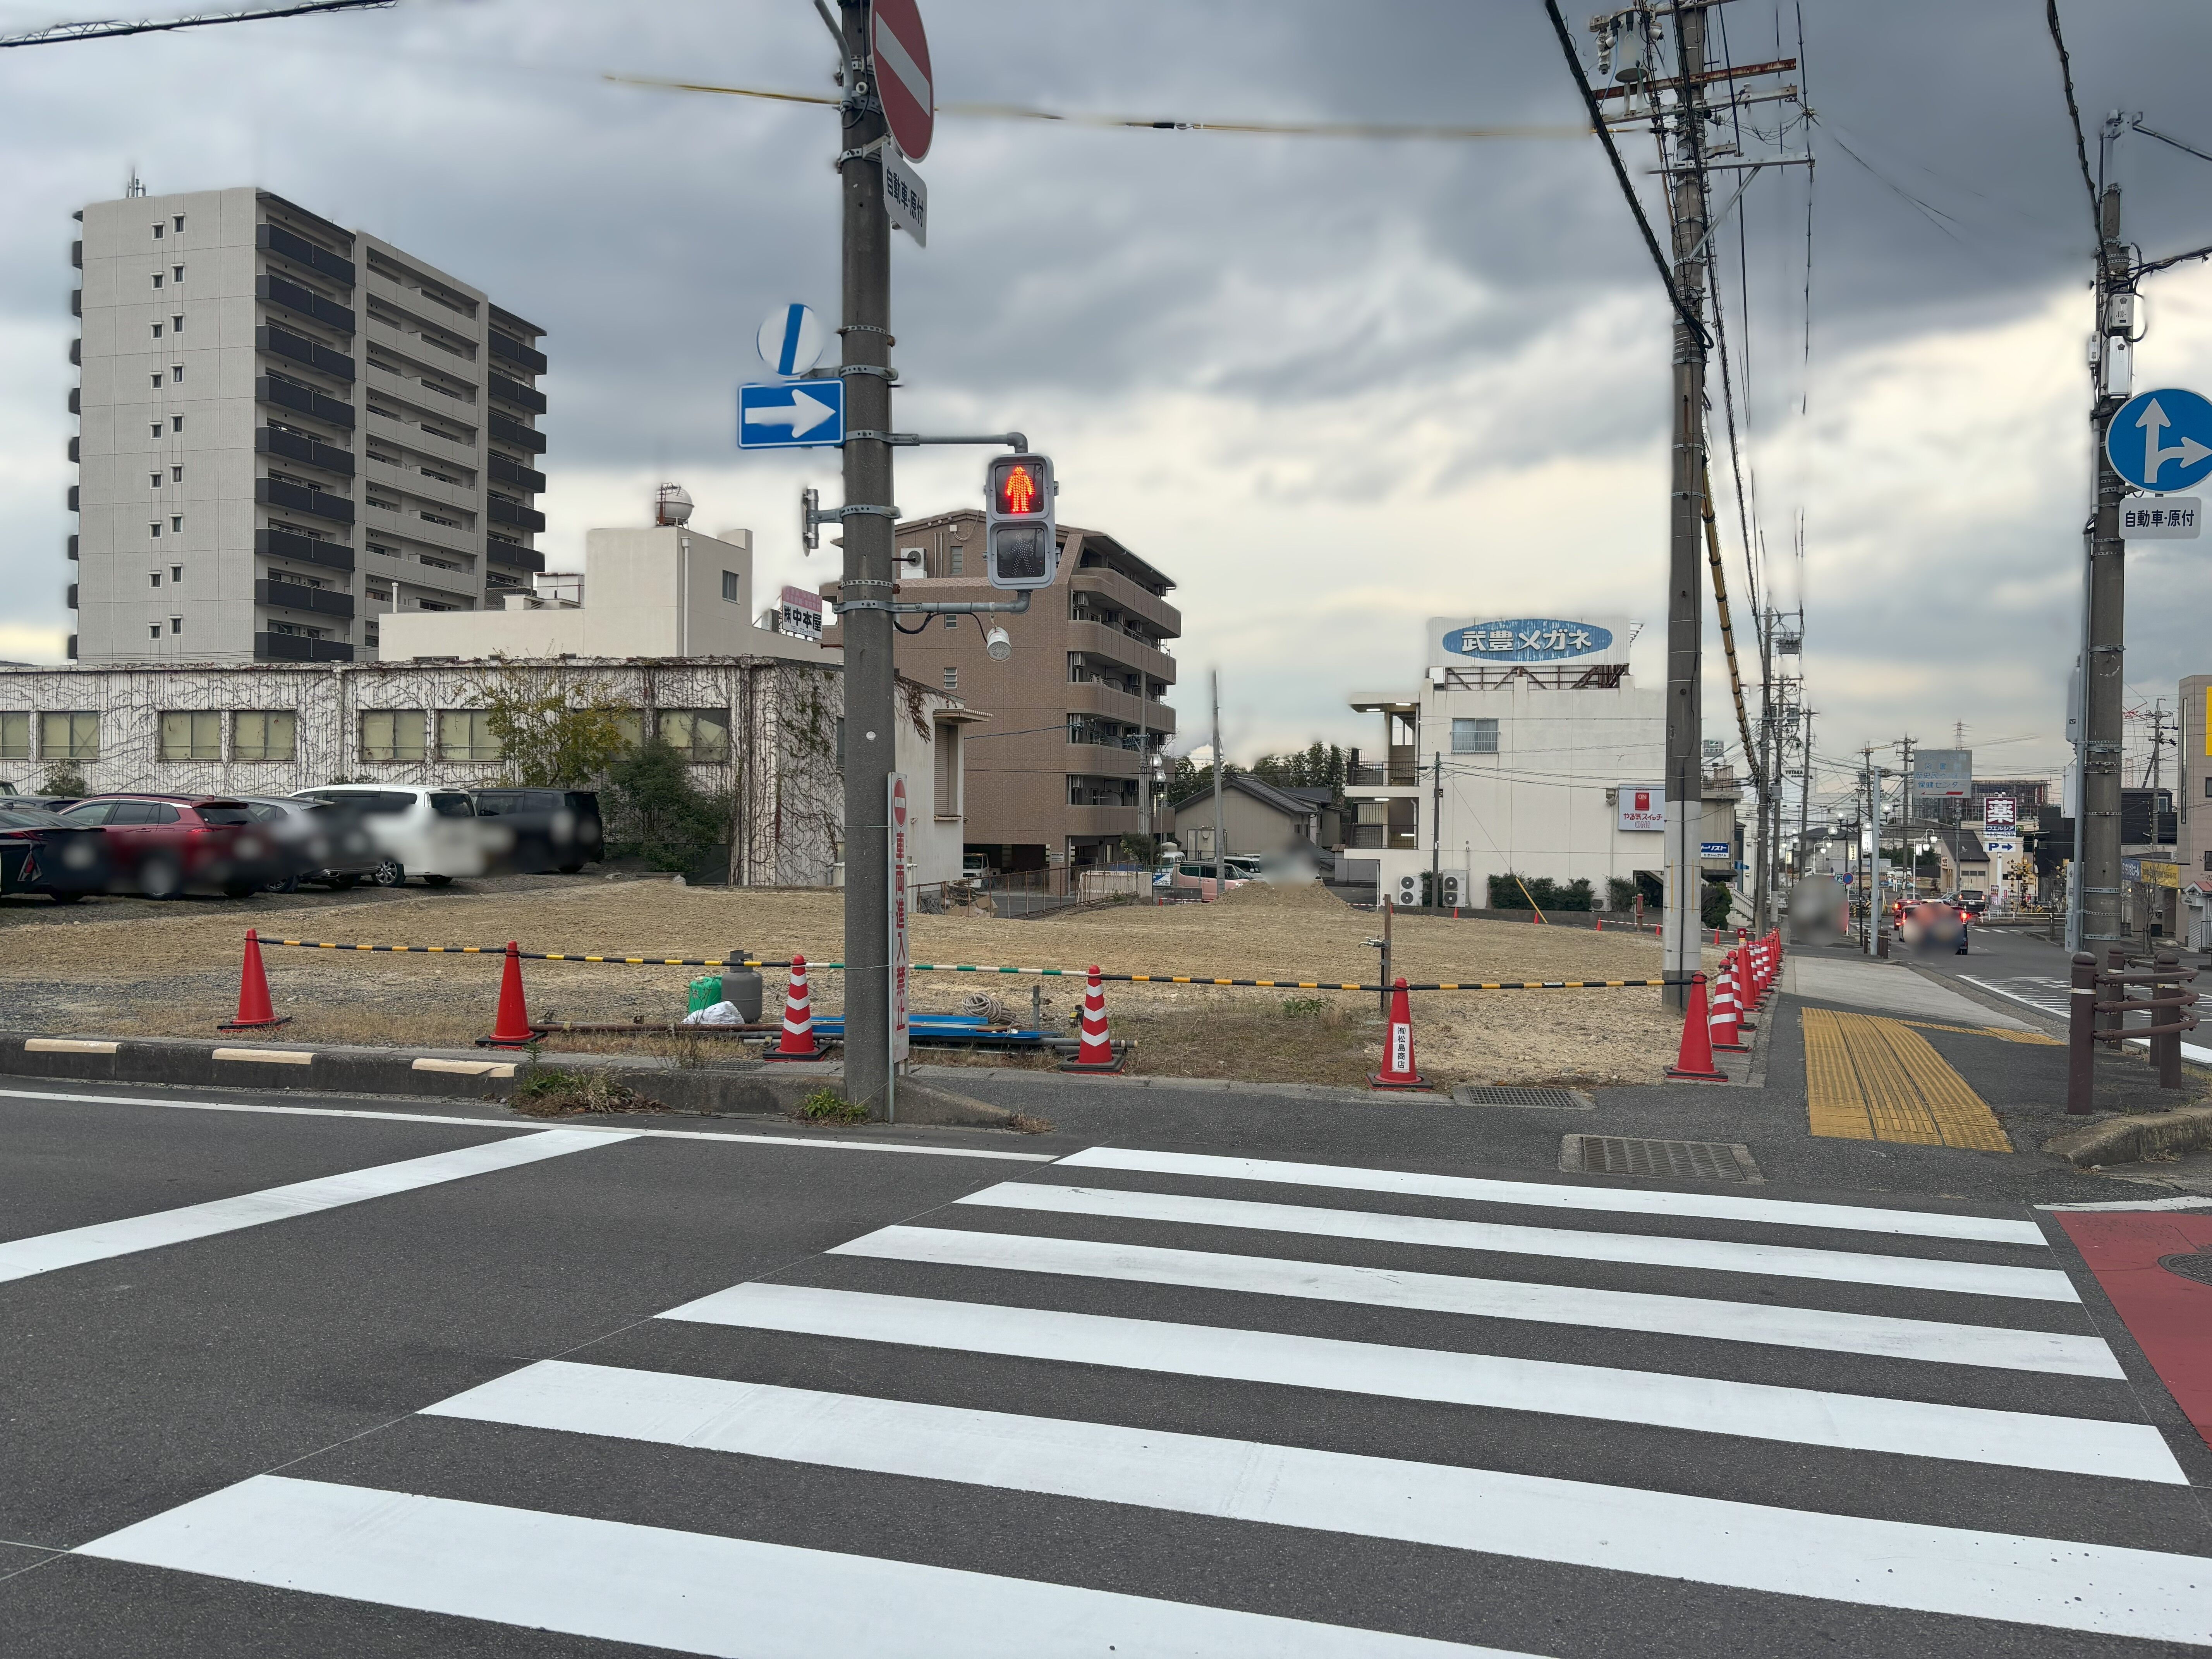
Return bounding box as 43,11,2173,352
2056,1210,2212,1449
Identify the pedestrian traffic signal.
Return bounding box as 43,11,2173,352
984,452,1056,590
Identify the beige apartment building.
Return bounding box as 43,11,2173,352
824,510,1179,876
67,185,546,665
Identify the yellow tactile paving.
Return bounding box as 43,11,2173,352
1803,1009,2012,1153
1895,1017,2062,1048
1801,1008,1874,1139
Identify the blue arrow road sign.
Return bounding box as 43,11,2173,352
2107,387,2212,492
737,380,845,449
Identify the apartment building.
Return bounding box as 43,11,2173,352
66,185,546,666
823,510,1180,876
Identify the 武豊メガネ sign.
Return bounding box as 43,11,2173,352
1431,616,1627,667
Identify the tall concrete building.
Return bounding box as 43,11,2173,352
67,185,546,665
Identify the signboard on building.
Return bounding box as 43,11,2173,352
1618,784,1665,832
780,585,824,640
1429,615,1630,668
1700,841,1731,859
1982,794,2016,828
2142,860,2181,890
1911,747,1972,799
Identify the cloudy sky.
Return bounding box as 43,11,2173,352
3,0,2209,812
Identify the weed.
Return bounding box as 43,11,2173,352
511,1066,663,1116
1281,996,1328,1018
1007,1112,1052,1135
798,1087,869,1124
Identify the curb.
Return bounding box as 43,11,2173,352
2042,1104,2212,1168
0,1034,1017,1130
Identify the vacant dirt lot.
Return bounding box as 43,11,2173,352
0,876,1720,1086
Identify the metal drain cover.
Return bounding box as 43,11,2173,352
1561,1135,1762,1183
1452,1085,1594,1110
2161,1250,2212,1288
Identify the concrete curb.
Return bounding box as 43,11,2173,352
2042,1104,2212,1168
0,1034,1019,1130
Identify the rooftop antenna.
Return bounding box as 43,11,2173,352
125,167,144,197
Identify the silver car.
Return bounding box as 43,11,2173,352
234,796,386,891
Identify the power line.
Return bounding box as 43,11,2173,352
2044,1,2103,238
0,0,391,49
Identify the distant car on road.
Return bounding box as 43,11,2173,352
55,794,272,898
469,788,603,874
290,785,482,887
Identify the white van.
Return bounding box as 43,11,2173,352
290,785,484,887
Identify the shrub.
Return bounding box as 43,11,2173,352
1486,872,1594,912
607,736,730,873
798,1087,869,1125
1702,878,1734,929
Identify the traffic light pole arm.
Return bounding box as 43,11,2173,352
845,431,1029,450
835,591,1034,617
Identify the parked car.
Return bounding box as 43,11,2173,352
0,805,106,903
290,785,483,887
55,794,273,897
469,787,604,874
1171,858,1256,899
233,796,385,891
0,794,83,814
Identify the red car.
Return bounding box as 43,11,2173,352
56,794,275,898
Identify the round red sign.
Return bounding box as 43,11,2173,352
870,0,934,163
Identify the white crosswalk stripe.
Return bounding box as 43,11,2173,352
75,1142,2212,1655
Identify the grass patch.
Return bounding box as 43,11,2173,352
797,1087,869,1125
1007,1112,1053,1134
510,1066,663,1116
1118,1003,1376,1087
1281,996,1329,1017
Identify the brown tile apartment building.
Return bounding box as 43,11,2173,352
825,510,1179,876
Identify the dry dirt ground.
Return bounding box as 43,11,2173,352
0,877,1722,1087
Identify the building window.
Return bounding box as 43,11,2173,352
1451,717,1499,755
149,473,161,489
172,314,184,333
359,709,427,763
172,415,183,432
149,624,162,639
158,711,222,761
149,522,161,539
657,708,731,764
151,323,164,338
150,422,162,438
366,586,391,602
0,711,28,762
152,222,163,239
42,711,99,761
169,616,182,634
173,215,185,232
171,364,183,383
942,666,958,692
171,516,182,532
149,572,162,588
948,544,964,576
170,564,182,582
934,723,961,819
150,373,162,389
721,570,741,602
436,709,501,762
151,273,164,289
173,265,184,282
171,465,183,482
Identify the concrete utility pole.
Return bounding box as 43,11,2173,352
1661,1,1712,1011
1797,706,1814,887
1431,752,1443,907
836,0,895,1117
1209,669,1227,890
1749,608,1774,931
2082,112,2134,962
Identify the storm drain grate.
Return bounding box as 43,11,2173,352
1561,1135,1762,1183
1452,1086,1594,1110
2161,1250,2212,1288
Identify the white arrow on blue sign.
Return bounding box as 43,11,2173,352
2107,387,2212,493
756,303,827,377
737,380,845,449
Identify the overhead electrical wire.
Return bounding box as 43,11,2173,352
0,0,391,48
2043,0,2104,238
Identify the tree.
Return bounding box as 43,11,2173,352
466,667,632,786
39,763,88,797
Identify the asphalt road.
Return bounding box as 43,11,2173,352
4,1066,2209,1656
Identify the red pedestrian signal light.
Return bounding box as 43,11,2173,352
991,460,1044,517
983,451,1057,591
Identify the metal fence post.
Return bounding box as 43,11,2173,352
2067,950,2097,1115
2154,950,2183,1089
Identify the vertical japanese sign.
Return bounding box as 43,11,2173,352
888,773,910,1065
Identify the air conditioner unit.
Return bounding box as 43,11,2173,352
1440,874,1462,906
895,546,926,574
1395,873,1420,906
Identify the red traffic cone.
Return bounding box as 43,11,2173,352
1708,961,1748,1052
764,952,824,1061
477,940,535,1048
1369,977,1433,1091
217,928,290,1031
1665,971,1730,1081
1731,946,1757,1031
1060,966,1127,1072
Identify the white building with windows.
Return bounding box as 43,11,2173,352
1343,614,1732,908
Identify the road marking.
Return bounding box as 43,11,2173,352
0,1129,633,1284
1800,1009,2010,1152
835,1225,2122,1376
24,1038,118,1054
955,1182,2076,1301
210,1048,314,1066
0,1086,1054,1161
663,1285,2181,1480
1055,1146,2046,1245
78,1475,1512,1658
423,1359,2212,1644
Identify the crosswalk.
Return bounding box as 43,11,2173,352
79,1144,2212,1654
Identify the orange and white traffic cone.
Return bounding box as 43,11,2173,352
764,952,824,1060
1731,946,1758,1031
1665,971,1730,1081
1060,966,1126,1072
1369,977,1433,1091
477,940,535,1048
1708,960,1748,1052
217,928,290,1031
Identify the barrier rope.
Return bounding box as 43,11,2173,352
263,938,1666,993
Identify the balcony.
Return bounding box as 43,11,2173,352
488,453,546,493
257,426,355,477
257,476,355,525
66,582,77,610
67,535,77,562
67,387,78,414
257,222,356,288
258,374,356,430
489,497,546,533
257,578,356,620
488,411,546,455
486,539,545,574
257,273,356,336
1067,619,1176,685
66,436,78,462
70,287,80,318
486,371,546,415
255,630,354,663
489,331,548,375
1071,566,1181,639
1064,804,1142,839
1066,680,1174,733
258,526,355,574
258,325,356,383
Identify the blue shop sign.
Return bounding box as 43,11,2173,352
1443,619,1614,663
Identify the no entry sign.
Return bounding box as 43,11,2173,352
871,0,933,162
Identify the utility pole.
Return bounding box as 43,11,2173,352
1896,734,1916,844
1749,607,1775,932
1209,669,1228,891
2144,699,2171,793
1797,705,1814,885
836,0,895,1118
1431,752,1443,908
2082,112,2134,962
